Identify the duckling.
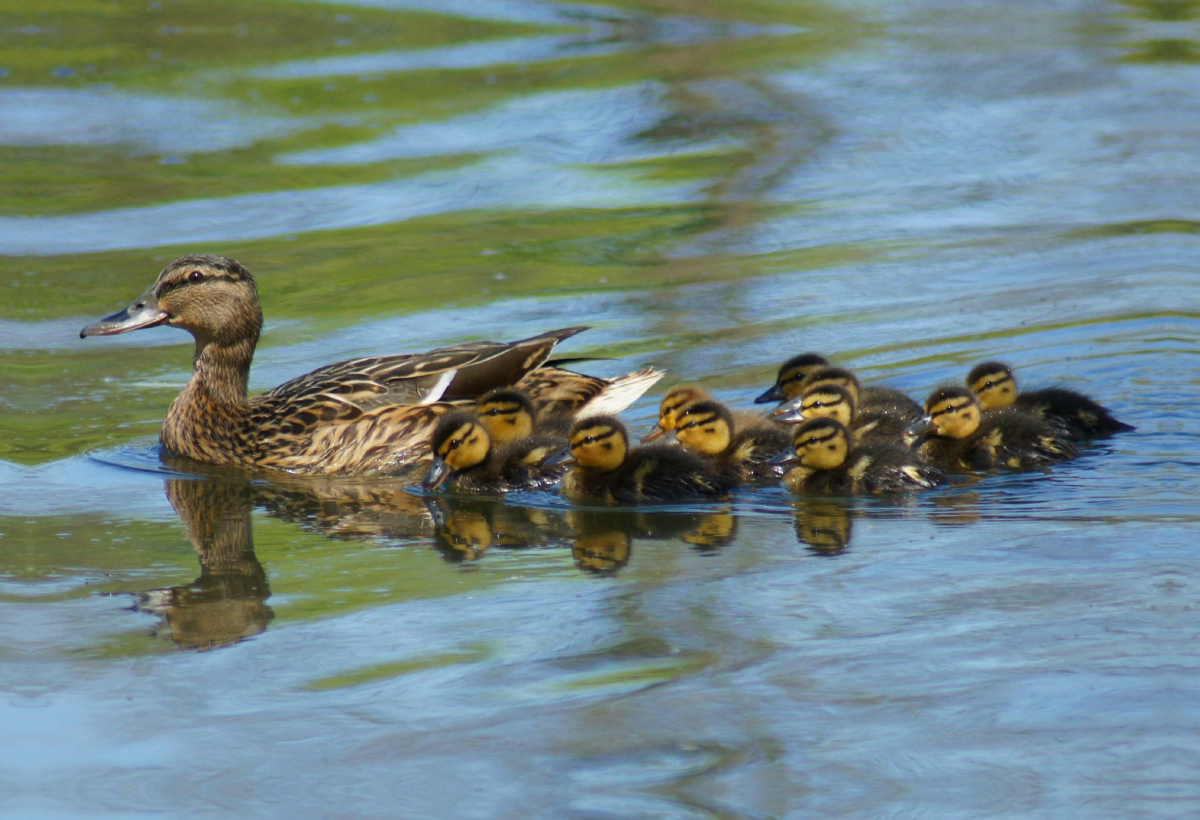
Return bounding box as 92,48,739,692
771,418,947,494
79,255,600,476
966,361,1135,441
475,388,548,445
673,399,791,485
755,353,830,404
642,385,778,443
422,412,564,494
558,415,728,503
803,366,923,424
905,386,1078,472
773,384,909,447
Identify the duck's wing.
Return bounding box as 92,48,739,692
263,326,590,411
518,366,663,420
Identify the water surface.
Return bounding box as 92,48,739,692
2,0,1196,817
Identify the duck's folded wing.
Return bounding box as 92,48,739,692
263,326,590,410
518,366,663,419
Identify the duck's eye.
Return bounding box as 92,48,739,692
449,439,461,450
188,270,204,283
582,436,595,445
484,408,501,416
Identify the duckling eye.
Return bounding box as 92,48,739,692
582,436,594,445
188,270,204,283
449,439,461,450
484,408,502,416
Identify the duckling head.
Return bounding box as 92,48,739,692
803,366,862,406
755,353,829,403
966,361,1018,410
642,385,711,443
907,386,982,441
475,388,536,444
81,255,262,349
674,400,734,457
796,384,856,427
569,415,629,473
789,417,851,471
424,412,492,489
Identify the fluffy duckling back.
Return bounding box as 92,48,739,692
423,412,564,494
560,415,728,503
674,399,791,485
804,366,923,423
774,383,909,447
966,361,1135,441
773,418,947,494
755,353,831,404
906,386,1078,472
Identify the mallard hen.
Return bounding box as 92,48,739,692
80,255,601,476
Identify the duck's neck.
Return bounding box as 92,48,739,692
188,333,257,407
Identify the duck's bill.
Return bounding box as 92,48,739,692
640,425,668,444
544,447,576,468
79,289,168,338
422,456,452,490
903,416,935,440
754,384,785,404
769,449,801,468
772,396,806,423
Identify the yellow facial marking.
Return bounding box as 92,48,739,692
476,398,533,444
570,423,627,472
801,389,853,426
675,408,731,457
438,421,491,470
969,370,1017,410
926,397,981,440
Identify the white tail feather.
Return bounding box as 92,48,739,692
419,370,457,404
575,367,665,419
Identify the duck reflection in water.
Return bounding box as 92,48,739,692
137,478,274,650
791,497,855,555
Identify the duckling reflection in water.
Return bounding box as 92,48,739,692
905,386,1078,472
773,418,946,494
773,384,909,448
966,361,1135,441
557,415,730,503
423,412,565,494
792,497,854,555
427,496,572,562
673,399,791,485
135,478,274,650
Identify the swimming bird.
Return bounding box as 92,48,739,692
773,383,910,447
80,255,596,475
904,386,1078,471
755,353,830,404
802,366,923,424
557,415,728,503
673,399,791,485
966,361,1134,440
771,417,947,494
642,384,776,443
422,412,564,494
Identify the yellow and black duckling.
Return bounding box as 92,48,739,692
474,388,550,445
80,255,605,476
802,366,923,424
904,386,1078,472
773,383,909,447
754,352,830,404
423,412,564,494
642,384,778,443
771,418,947,495
557,415,729,504
966,361,1135,441
673,399,792,485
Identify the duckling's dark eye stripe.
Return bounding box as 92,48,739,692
156,271,239,298
930,402,968,418
798,430,838,446
573,428,618,446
